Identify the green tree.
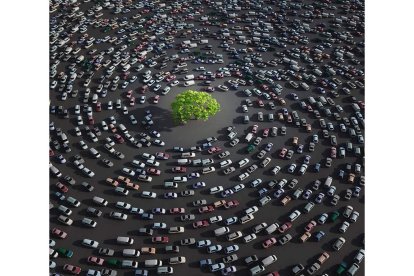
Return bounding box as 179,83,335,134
171,90,220,124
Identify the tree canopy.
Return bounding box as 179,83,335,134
171,90,220,124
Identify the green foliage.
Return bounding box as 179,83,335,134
171,90,221,124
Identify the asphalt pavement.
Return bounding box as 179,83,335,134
49,1,365,275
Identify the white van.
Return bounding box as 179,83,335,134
245,133,253,142
184,74,194,81
181,152,196,158
122,249,140,257
145,259,163,267
261,255,277,266
214,227,230,236
324,176,333,188
184,80,195,86
177,159,190,165
117,236,134,245
122,64,131,72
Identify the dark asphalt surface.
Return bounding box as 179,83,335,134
49,1,365,275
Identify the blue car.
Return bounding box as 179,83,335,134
141,213,154,220
338,170,345,179
315,231,326,241
199,259,213,267
273,188,284,199
258,188,268,197
353,186,361,197
314,163,321,172
135,269,149,276
202,142,213,149
225,216,238,225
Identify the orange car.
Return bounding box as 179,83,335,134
141,247,156,255
281,195,292,206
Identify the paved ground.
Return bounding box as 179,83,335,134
50,1,365,275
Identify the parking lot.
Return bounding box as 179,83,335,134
49,0,365,275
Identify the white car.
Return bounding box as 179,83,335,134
238,172,250,181
82,239,99,248
210,186,224,194
141,191,157,199
238,158,250,168
288,210,301,222
110,212,128,220
243,233,257,243
219,159,232,168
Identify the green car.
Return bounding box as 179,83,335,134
330,211,340,222
246,144,255,153
56,248,73,258
337,261,348,275
107,259,122,268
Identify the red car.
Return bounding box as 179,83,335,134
330,147,337,158
169,208,185,214
199,205,214,214
260,84,269,91
156,152,170,160
278,222,293,233
126,90,133,98
146,168,161,176
129,97,135,106
49,148,55,157
166,75,176,82
251,124,258,134
269,92,278,100
152,236,169,244
262,128,269,137
257,100,264,107
109,124,117,133
193,220,210,229
279,148,288,158
88,116,94,125
153,95,160,104
51,228,67,239
87,256,104,266
262,237,277,248
305,220,317,232
224,200,239,209
63,264,81,275
114,134,124,144
172,167,186,173
95,102,102,112
140,85,148,93
208,147,222,154
55,182,69,193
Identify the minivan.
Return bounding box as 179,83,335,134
268,113,274,121
184,80,195,86
145,259,163,267
157,266,173,275
214,227,230,236
123,249,140,257
245,133,253,142
346,263,360,276
324,176,333,188
184,74,194,81
117,236,134,245
261,255,277,266
177,159,191,165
